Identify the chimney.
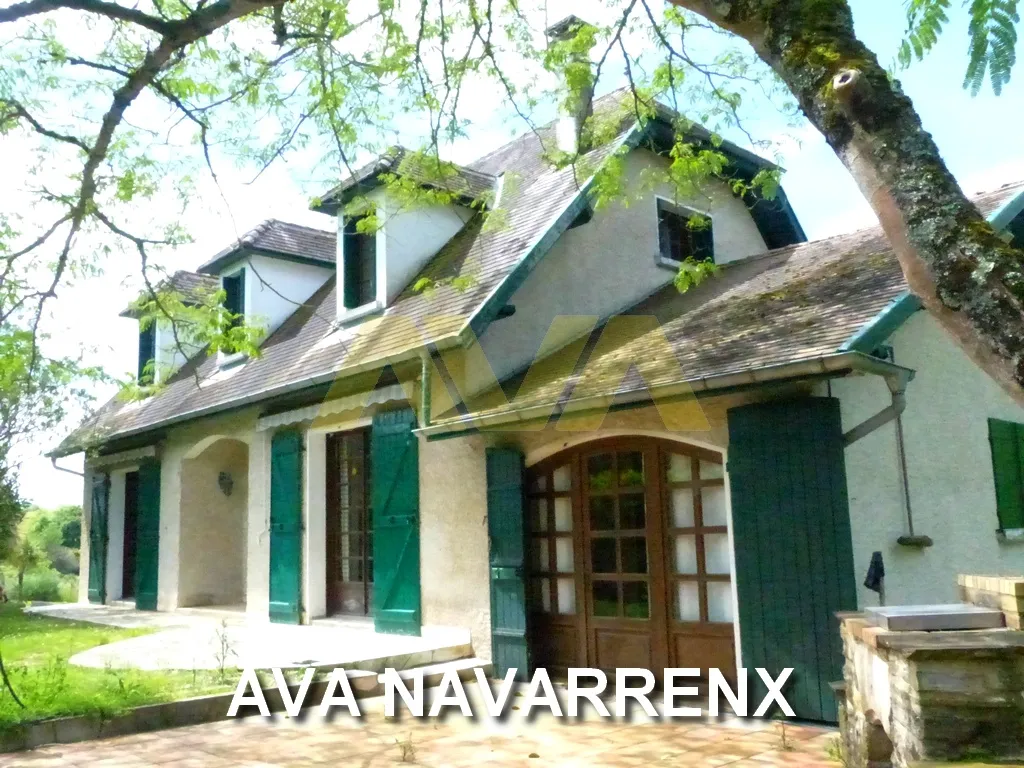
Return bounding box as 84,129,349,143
546,15,597,156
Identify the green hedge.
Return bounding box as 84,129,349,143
1,566,77,602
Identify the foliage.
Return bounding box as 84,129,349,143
0,566,77,602
0,602,232,728
0,460,24,564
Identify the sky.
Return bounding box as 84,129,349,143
13,0,1024,508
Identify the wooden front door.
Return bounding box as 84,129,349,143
122,471,139,599
325,429,373,616
526,438,735,678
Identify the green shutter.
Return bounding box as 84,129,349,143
988,418,1024,530
371,408,421,636
134,459,161,610
727,397,856,724
269,430,304,624
343,220,361,310
88,472,109,604
137,325,155,383
486,448,529,681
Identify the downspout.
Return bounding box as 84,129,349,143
420,350,432,429
51,456,84,478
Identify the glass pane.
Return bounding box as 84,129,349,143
705,533,731,575
674,535,698,574
590,496,615,531
553,497,572,531
557,578,576,615
699,460,724,480
591,538,616,573
555,537,574,572
618,451,645,487
623,582,650,619
530,473,547,492
592,581,618,617
667,453,692,482
553,465,572,492
676,581,700,621
671,488,695,527
707,581,734,623
588,454,614,492
533,539,549,572
702,486,728,527
532,497,548,532
532,578,551,613
620,537,648,574
620,493,646,530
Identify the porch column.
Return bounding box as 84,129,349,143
106,470,126,602
246,430,272,618
78,464,94,604
157,446,183,611
304,431,327,621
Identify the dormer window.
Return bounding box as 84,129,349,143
222,269,246,323
137,324,155,384
342,218,377,310
657,199,714,264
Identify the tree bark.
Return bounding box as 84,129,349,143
671,0,1024,405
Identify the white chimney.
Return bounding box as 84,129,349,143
546,15,597,156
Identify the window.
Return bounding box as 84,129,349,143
222,270,245,325
137,324,155,383
988,418,1024,531
343,218,377,310
657,200,714,264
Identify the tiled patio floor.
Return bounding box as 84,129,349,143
1,692,839,768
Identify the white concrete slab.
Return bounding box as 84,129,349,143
25,603,472,672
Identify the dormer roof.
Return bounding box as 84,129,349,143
312,146,499,216
119,270,219,318
197,219,336,275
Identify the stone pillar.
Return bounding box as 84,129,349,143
304,430,327,621
246,430,272,618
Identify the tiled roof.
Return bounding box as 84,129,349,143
429,179,1024,429
119,270,220,318
314,146,498,215
197,219,336,274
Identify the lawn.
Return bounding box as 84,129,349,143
0,602,234,730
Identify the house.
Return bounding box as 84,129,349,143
52,76,1024,723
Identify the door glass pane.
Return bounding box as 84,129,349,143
530,473,547,492
532,498,548,532
699,460,724,479
532,578,551,613
591,538,616,573
590,496,615,530
667,453,692,482
553,497,572,531
553,465,572,492
705,533,732,575
592,581,618,616
676,581,700,621
555,538,574,572
588,454,614,491
674,534,698,574
557,578,576,615
619,493,646,530
707,581,734,623
533,539,549,572
618,451,645,487
623,582,650,619
702,486,728,527
620,537,648,574
671,488,695,527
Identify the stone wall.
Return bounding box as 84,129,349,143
839,598,1024,767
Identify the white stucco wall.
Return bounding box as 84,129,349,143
418,434,493,660
153,322,202,384
474,148,770,386
105,470,127,602
78,466,93,604
304,430,327,620
222,255,333,339
833,311,1024,607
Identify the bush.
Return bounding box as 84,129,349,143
3,566,78,602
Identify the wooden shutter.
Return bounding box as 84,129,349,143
88,472,110,604
134,459,161,610
371,408,421,635
270,430,304,624
727,397,856,723
988,418,1024,530
223,270,245,320
486,448,529,681
137,325,155,383
343,220,361,310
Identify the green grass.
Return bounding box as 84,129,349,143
0,602,234,730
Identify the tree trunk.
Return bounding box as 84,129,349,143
671,0,1024,404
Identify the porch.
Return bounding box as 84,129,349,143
26,603,474,672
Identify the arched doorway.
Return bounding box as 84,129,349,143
526,437,736,678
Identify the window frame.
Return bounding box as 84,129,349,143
655,197,715,267
987,417,1024,536
342,217,380,313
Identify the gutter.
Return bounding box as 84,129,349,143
988,185,1024,236
417,351,915,439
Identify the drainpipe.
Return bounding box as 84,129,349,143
51,456,84,478
420,350,432,429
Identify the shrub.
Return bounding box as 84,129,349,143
14,567,78,602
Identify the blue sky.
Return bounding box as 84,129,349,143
19,0,1024,507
